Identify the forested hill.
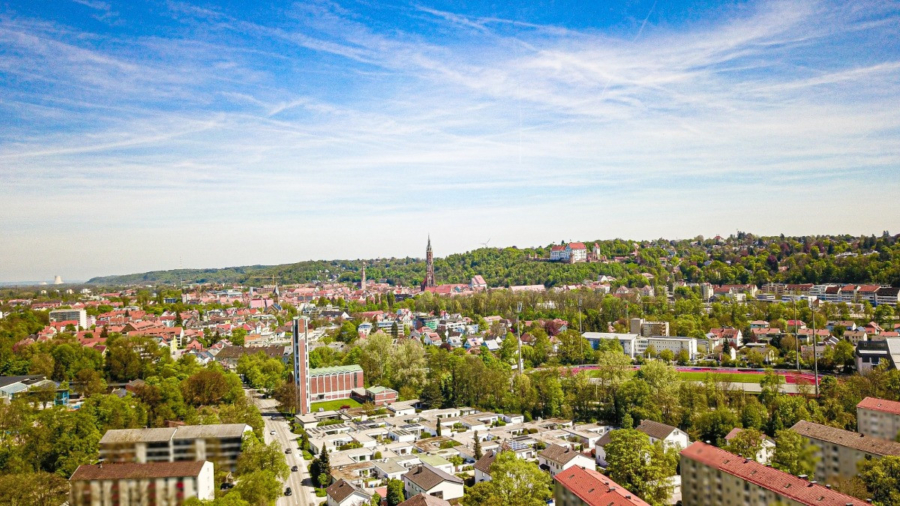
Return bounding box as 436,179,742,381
87,233,900,288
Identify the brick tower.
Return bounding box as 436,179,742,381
422,236,435,290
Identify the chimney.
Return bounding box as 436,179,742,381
798,474,808,480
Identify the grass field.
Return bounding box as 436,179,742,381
677,372,764,384
310,398,363,411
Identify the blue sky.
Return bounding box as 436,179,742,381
1,0,899,282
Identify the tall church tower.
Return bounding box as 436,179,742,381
422,236,436,290
292,318,311,415
360,262,366,289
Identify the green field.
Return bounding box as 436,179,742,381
677,372,764,384
310,398,363,412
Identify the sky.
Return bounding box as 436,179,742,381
1,0,899,282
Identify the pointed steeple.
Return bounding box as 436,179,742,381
427,235,432,252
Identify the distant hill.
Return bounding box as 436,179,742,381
86,233,900,288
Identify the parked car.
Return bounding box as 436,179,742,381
285,448,292,454
285,487,292,496
291,465,299,472
270,430,276,435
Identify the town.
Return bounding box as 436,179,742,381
1,234,900,505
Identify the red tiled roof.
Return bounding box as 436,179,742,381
568,242,586,250
681,442,866,506
857,397,900,416
553,466,650,506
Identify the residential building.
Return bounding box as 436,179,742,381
724,428,774,465
855,338,900,372
0,375,68,406
630,318,670,337
680,442,866,506
69,461,215,506
638,336,698,360
857,397,900,440
876,287,900,307
473,449,498,483
553,465,649,506
635,420,691,452
582,332,639,358
49,308,88,329
398,494,451,506
402,464,464,501
326,479,371,506
791,420,900,481
551,243,587,263
98,424,251,471
538,444,595,478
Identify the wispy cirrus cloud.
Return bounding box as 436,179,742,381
0,0,899,281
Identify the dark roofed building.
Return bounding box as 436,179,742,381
402,463,464,501
538,443,595,477
326,478,371,506
474,449,498,483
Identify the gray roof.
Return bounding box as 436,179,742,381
636,419,678,440
100,424,250,445
539,444,585,465
100,428,177,444
792,420,900,456
403,463,463,490
171,424,251,439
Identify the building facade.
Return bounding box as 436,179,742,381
49,308,88,329
857,397,900,440
680,442,865,506
791,420,900,482
98,424,251,471
69,461,215,506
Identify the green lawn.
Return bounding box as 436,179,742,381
677,372,764,384
310,398,362,412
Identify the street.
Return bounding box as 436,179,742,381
246,389,317,506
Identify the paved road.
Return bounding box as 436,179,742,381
246,390,316,506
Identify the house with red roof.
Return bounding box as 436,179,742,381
553,465,649,506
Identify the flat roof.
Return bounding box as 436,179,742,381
310,364,364,376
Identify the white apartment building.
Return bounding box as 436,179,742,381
49,308,88,329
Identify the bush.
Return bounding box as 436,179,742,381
303,451,313,460
315,489,327,497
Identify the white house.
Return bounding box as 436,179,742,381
326,479,371,506
636,420,691,451
724,428,775,465
402,464,464,501
473,449,498,483
538,444,595,478
582,332,639,358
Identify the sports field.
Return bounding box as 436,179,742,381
677,372,764,383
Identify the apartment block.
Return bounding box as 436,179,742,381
49,308,88,329
553,465,649,506
69,461,214,506
99,424,251,471
857,397,900,440
791,420,900,482
680,442,865,506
